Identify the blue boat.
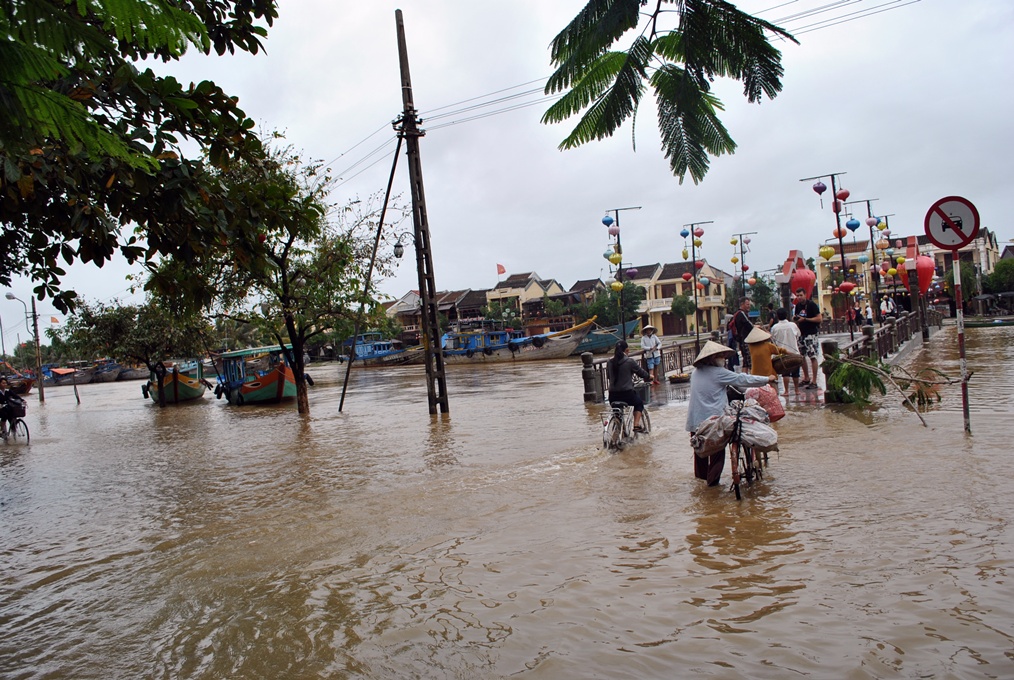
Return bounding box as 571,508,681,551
411,317,596,364
341,333,422,367
571,319,641,355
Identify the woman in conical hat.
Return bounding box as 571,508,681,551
744,326,788,380
686,341,776,486
640,325,662,384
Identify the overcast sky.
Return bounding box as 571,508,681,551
3,0,1011,348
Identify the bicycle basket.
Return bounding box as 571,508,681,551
7,396,26,418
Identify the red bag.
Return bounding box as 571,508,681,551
746,386,785,422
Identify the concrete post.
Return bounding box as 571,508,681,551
861,324,875,360
581,352,604,403
885,316,897,355
820,339,842,403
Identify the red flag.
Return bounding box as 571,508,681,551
50,316,60,324
496,263,506,275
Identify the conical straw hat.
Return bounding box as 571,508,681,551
693,340,736,366
744,326,771,343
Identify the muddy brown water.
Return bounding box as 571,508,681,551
1,327,1012,679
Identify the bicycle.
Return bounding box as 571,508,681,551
725,399,763,501
602,390,651,451
2,395,30,445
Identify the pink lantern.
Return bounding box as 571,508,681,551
790,268,816,297
865,217,878,228
608,225,620,236
694,260,704,269
835,188,850,201
897,255,936,294
895,239,902,248
693,227,705,237
833,200,842,213
681,272,692,281
881,261,890,272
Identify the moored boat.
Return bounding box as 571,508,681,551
142,360,208,404
92,361,123,382
49,364,96,386
571,319,640,355
213,345,297,405
118,365,150,381
341,333,421,367
410,317,596,365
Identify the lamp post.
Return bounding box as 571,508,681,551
801,171,854,341
5,293,44,403
731,231,758,295
602,206,641,330
0,312,5,360
681,220,712,352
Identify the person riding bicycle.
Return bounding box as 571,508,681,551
0,377,13,438
607,341,651,433
686,341,776,486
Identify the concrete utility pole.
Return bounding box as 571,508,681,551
395,10,449,415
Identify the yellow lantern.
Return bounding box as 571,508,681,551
731,256,739,264
682,248,689,260
608,252,622,265
877,220,887,230
819,245,835,260
896,255,906,265
887,267,897,277
693,238,702,247
610,280,623,291
730,237,738,245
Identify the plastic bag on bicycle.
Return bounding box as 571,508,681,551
738,417,779,452
691,415,732,457
745,386,784,422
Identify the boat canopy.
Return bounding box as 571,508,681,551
216,344,293,360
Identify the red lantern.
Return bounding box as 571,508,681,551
835,188,850,201
789,268,816,298
741,264,749,272
833,200,843,213
839,281,856,294
696,282,704,290
681,272,692,281
897,255,936,294
694,260,704,269
833,227,847,238
693,227,705,237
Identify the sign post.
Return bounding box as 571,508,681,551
924,196,979,434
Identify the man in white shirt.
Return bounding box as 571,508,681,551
880,295,896,318
769,308,802,394
640,325,662,385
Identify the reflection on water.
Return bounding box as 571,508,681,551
2,327,1014,678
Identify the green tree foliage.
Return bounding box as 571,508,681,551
60,299,212,406
0,0,278,311
543,0,796,184
588,282,644,325
943,261,979,304
204,143,409,415
985,258,1014,293
670,292,696,318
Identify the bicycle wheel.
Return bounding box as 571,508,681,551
729,444,742,500
603,415,623,450
748,446,762,481
639,409,651,435
11,419,29,445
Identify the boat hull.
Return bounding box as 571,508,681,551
223,365,296,405
417,319,596,364
118,367,150,381
146,372,207,404
571,320,640,355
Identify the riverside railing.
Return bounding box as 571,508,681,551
582,338,699,403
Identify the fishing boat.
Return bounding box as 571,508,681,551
571,319,640,355
1,361,35,395
48,363,96,386
213,345,297,405
964,318,1014,328
141,360,208,404
118,365,150,381
341,333,423,367
414,317,596,365
92,360,123,383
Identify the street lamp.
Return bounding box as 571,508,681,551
602,207,641,331
5,292,44,403
681,220,712,352
801,171,854,341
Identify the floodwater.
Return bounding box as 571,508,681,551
1,327,1012,679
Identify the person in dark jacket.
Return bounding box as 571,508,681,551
731,297,755,371
0,378,12,438
606,341,652,432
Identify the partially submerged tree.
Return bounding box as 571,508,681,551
61,300,212,406
0,0,278,310
543,0,796,184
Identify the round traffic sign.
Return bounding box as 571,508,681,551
924,196,979,250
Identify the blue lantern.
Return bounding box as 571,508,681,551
679,228,690,238
699,276,710,286
846,218,861,232
602,215,614,227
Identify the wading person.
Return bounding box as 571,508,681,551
730,297,754,372
640,325,662,385
745,326,788,379
793,287,822,389
607,341,652,432
770,308,802,394
685,341,776,486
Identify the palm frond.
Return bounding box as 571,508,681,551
546,0,642,93
651,64,735,184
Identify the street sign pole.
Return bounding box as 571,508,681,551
952,252,971,434
924,196,978,436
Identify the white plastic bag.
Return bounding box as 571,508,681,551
690,415,732,457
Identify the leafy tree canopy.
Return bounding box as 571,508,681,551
543,0,796,184
1,0,278,311
986,258,1014,294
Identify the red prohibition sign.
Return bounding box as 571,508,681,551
924,196,979,250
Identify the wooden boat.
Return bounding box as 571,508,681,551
1,361,35,395
48,364,96,386
964,318,1014,328
213,345,296,405
142,360,208,404
341,333,422,367
92,361,123,382
571,319,640,355
118,365,150,381
411,317,596,365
